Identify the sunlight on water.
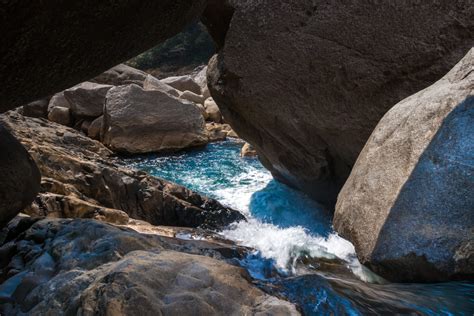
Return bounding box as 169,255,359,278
124,139,371,279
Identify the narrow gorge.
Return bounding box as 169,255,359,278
0,1,473,315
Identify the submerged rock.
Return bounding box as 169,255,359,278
334,49,474,282
241,143,257,158
0,125,41,228
0,218,298,315
0,112,244,230
103,84,208,154
64,82,113,118
206,1,474,204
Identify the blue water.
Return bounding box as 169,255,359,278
125,140,474,315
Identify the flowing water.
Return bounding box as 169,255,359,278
125,139,474,315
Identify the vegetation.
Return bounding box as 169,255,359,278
127,22,215,77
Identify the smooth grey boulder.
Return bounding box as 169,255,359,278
204,97,222,123
47,106,72,126
334,49,474,282
206,1,474,204
143,74,180,97
47,92,71,112
180,90,206,104
0,1,208,110
87,115,103,140
103,84,208,154
0,124,41,228
93,63,148,86
64,82,113,117
162,75,202,94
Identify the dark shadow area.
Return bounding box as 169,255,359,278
371,96,474,282
127,22,215,78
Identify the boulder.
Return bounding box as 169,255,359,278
206,122,229,142
143,74,180,97
196,103,209,120
22,98,49,118
103,84,208,154
241,143,257,157
64,82,113,117
334,49,474,282
192,65,209,94
0,1,208,110
162,75,202,94
0,124,41,228
180,90,206,104
47,92,71,112
0,218,298,315
87,115,103,140
204,97,222,123
47,106,72,126
92,63,148,86
1,112,244,229
206,1,474,204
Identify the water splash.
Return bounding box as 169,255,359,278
124,140,474,315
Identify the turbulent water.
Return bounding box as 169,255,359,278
125,139,474,315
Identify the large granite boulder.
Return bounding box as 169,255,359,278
64,82,113,117
143,74,180,97
103,84,208,154
206,1,474,204
162,75,202,94
0,1,208,111
0,112,243,229
0,125,41,228
0,218,298,315
334,49,474,282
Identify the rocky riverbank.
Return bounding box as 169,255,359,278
0,111,301,314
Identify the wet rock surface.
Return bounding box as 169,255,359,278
0,218,299,315
334,49,474,282
207,1,474,204
0,112,244,230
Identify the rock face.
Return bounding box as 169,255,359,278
47,106,71,126
0,218,298,315
0,112,244,229
0,125,41,228
207,1,474,204
64,82,113,117
143,74,180,97
162,75,202,94
204,97,223,123
103,84,208,154
0,1,208,110
334,49,474,282
22,99,49,118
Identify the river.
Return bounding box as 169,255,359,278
124,139,474,315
